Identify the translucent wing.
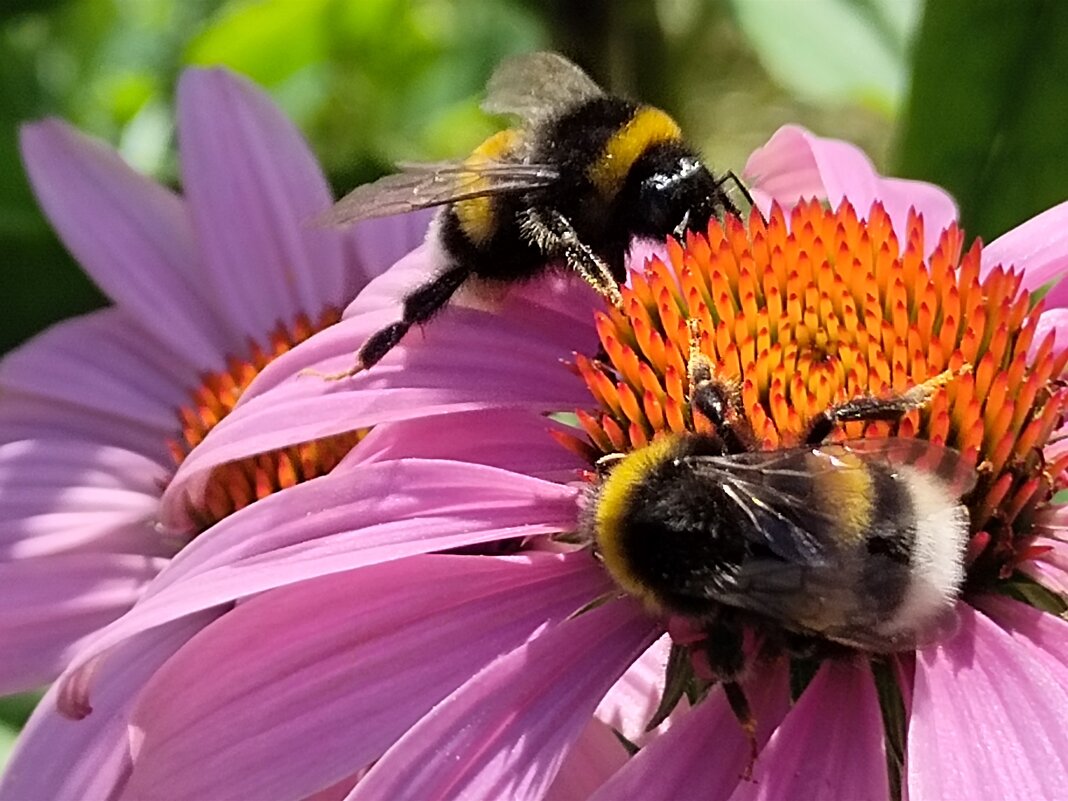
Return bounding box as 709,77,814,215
481,51,604,124
320,160,560,226
680,438,976,649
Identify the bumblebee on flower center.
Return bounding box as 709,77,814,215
566,199,1068,594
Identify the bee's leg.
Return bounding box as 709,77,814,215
686,319,751,452
712,170,763,223
715,170,755,210
803,366,969,444
314,265,470,380
595,451,627,476
520,207,623,310
702,616,758,779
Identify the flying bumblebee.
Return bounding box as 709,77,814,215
320,52,747,376
583,347,977,665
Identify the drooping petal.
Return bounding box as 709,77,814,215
743,124,957,253
177,68,347,337
590,661,791,801
59,459,580,716
728,660,886,801
543,718,630,801
17,120,227,368
0,439,167,558
0,613,218,801
346,408,585,481
0,553,164,694
908,603,1068,800
162,298,596,522
983,198,1068,298
348,599,657,801
0,309,192,453
594,635,686,745
119,553,607,801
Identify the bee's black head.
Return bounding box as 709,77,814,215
620,143,739,242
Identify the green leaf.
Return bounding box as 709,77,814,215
185,0,330,87
894,0,1068,243
728,0,920,114
0,693,39,728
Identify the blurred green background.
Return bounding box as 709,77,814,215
2,0,1068,760
8,0,1068,360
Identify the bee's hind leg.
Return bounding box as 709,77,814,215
520,207,623,310
313,264,470,381
701,615,759,780
803,365,970,444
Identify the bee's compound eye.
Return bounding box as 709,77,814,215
637,172,682,235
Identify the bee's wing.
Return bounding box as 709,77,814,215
831,436,977,496
481,52,604,124
320,160,560,227
683,438,976,649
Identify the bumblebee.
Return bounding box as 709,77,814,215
583,346,977,667
321,52,746,376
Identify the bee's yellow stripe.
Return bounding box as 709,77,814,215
809,451,873,545
454,128,523,246
587,106,683,199
595,434,683,611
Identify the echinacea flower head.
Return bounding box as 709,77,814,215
6,125,1068,801
0,67,427,696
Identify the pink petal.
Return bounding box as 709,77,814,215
594,635,687,745
908,603,1068,800
61,459,580,715
0,439,167,558
342,241,438,318
1020,558,1068,595
162,300,595,523
348,599,657,801
18,120,227,368
120,553,608,801
971,594,1068,680
1029,307,1068,364
983,198,1068,297
0,612,218,801
744,124,957,254
0,308,193,447
343,209,434,292
729,660,886,801
590,661,791,801
346,408,585,481
543,718,630,801
1020,542,1068,595
0,553,163,694
177,68,348,338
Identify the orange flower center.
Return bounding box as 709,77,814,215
561,200,1068,586
169,307,364,533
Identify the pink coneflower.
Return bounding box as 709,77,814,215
7,127,1068,801
0,67,427,697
